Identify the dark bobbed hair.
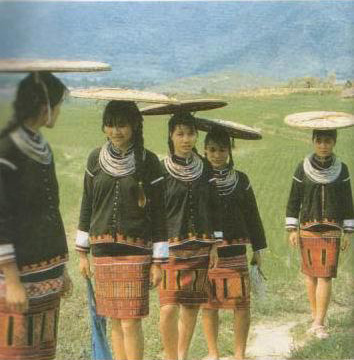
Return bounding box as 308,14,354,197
312,129,337,143
102,100,146,207
168,112,198,155
204,126,234,169
0,72,66,138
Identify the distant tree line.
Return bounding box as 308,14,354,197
287,73,353,89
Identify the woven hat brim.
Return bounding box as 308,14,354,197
140,99,227,115
70,88,177,104
0,59,111,72
284,111,354,129
195,117,262,140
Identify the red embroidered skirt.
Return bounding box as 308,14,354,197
93,255,151,319
202,254,250,310
159,255,210,306
0,294,61,360
299,229,341,278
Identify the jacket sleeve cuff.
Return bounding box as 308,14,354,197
214,231,223,242
75,230,90,252
343,219,354,233
285,217,298,229
152,241,169,263
0,243,16,265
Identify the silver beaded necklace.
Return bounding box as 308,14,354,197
303,153,342,184
164,152,203,182
10,126,52,165
213,167,239,196
99,141,137,178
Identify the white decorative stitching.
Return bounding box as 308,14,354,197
0,158,18,171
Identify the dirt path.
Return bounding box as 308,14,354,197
218,321,296,360
242,321,296,360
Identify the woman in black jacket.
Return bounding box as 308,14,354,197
76,100,168,360
159,112,220,360
0,72,71,360
201,126,267,360
286,128,353,339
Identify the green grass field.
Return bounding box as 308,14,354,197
0,90,353,359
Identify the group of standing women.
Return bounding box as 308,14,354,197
0,65,352,360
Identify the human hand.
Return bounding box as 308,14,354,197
288,230,299,247
6,281,28,313
209,244,218,269
150,263,162,288
78,252,92,278
341,233,351,252
250,251,262,267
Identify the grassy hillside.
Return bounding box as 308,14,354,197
0,91,353,359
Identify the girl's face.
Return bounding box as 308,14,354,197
170,124,197,158
313,135,335,158
104,124,133,151
45,100,63,129
205,140,229,169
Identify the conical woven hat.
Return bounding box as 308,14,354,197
140,99,227,115
195,117,262,140
284,111,354,129
70,88,177,104
0,59,111,72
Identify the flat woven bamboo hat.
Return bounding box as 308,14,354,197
195,117,262,140
0,59,111,72
70,88,177,104
284,111,354,130
140,99,227,115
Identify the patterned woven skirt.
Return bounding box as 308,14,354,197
159,255,210,306
202,254,250,310
0,294,61,360
93,255,151,319
299,229,341,278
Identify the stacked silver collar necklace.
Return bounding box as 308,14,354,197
164,152,203,182
10,126,52,165
213,167,239,196
99,141,136,177
303,153,342,184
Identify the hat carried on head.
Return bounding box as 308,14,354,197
195,117,262,140
70,88,177,104
0,59,111,73
284,111,354,130
140,99,227,115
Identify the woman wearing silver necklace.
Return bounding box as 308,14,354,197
159,112,221,360
76,100,168,360
201,125,266,360
285,123,354,339
0,72,72,360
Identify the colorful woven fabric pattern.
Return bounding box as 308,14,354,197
299,230,341,278
93,255,151,319
159,256,209,306
0,295,61,360
202,254,250,310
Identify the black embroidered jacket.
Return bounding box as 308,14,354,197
76,147,168,262
286,160,354,232
0,134,68,273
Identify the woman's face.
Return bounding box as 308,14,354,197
205,140,229,169
45,100,63,129
170,124,197,158
313,135,335,158
104,124,134,151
